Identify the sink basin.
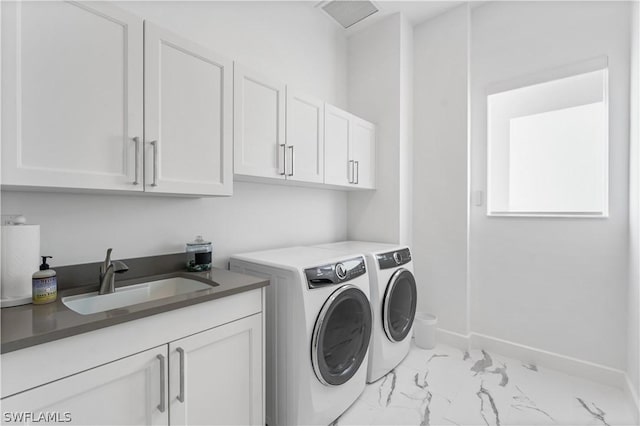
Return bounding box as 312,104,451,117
62,277,215,315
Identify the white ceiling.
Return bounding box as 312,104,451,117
327,1,465,35
375,1,463,24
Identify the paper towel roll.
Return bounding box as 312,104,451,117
1,225,40,304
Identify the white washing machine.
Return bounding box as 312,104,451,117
230,247,372,426
314,241,417,383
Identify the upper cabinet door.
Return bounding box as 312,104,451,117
285,90,324,184
1,1,143,191
324,104,352,187
234,66,286,179
351,117,376,189
144,23,233,196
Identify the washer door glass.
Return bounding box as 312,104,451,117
312,285,372,386
383,268,417,342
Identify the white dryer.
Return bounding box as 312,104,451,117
229,247,372,426
314,241,417,383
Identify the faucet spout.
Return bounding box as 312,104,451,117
110,260,129,274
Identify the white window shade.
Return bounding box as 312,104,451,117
487,63,609,217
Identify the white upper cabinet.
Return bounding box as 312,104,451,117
350,116,376,189
144,23,233,196
285,90,325,184
234,66,286,179
324,104,376,189
1,3,232,196
324,104,352,187
1,1,144,191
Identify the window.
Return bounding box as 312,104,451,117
487,59,609,217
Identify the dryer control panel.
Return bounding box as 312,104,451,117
305,256,367,289
377,248,412,269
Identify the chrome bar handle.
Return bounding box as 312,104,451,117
150,140,158,187
132,137,140,185
348,160,355,184
354,161,360,185
279,144,287,176
287,146,294,177
177,347,185,403
156,354,166,413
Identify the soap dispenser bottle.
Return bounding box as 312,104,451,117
32,256,57,305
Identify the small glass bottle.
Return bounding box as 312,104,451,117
186,235,212,272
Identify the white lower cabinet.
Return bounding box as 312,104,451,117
169,315,262,425
1,346,169,426
0,291,264,426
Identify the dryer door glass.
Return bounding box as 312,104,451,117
383,268,417,342
312,285,372,386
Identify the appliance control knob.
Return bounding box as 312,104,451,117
393,252,402,265
335,263,347,280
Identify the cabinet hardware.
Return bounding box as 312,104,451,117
280,144,287,176
348,160,355,184
354,161,359,185
157,354,166,413
132,137,141,185
288,146,294,177
177,347,186,403
150,140,158,187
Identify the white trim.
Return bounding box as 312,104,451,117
469,332,626,388
485,56,609,97
433,328,631,392
464,1,472,342
625,374,640,425
436,327,470,351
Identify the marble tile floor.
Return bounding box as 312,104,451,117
334,342,638,426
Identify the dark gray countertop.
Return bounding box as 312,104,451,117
1,268,268,354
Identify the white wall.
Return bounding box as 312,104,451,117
469,1,630,369
1,1,349,267
345,13,413,246
628,0,640,408
412,5,470,335
399,14,414,247
118,1,348,107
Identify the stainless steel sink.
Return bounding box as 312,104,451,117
62,277,215,315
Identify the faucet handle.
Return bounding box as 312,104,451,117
101,248,113,274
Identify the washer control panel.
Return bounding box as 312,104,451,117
305,256,367,289
377,248,412,269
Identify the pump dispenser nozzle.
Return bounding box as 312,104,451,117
39,256,53,271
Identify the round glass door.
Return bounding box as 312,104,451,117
382,268,417,342
312,285,372,386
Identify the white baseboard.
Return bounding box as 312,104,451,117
436,327,470,350
435,327,628,390
625,374,640,425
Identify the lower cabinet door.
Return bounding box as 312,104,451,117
169,313,263,426
1,346,169,426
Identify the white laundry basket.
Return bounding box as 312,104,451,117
414,313,438,349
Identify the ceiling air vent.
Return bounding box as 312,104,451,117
320,0,379,29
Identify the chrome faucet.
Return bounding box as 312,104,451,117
99,248,129,295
